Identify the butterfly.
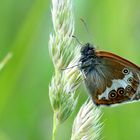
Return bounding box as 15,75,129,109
79,43,140,106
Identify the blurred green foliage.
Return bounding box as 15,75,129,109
0,0,140,140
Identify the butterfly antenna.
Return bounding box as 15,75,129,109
72,35,83,45
80,18,93,43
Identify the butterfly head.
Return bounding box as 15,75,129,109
80,43,96,56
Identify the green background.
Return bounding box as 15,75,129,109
0,0,140,140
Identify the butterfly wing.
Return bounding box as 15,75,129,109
85,51,140,106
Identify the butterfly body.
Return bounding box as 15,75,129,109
79,43,140,106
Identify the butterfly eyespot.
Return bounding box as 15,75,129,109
122,68,130,75
109,90,117,99
127,77,133,83
117,87,125,96
125,85,133,92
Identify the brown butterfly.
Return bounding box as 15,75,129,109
79,43,140,106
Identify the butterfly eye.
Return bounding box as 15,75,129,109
117,87,125,96
122,68,130,75
108,90,117,99
88,50,93,55
125,85,133,92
